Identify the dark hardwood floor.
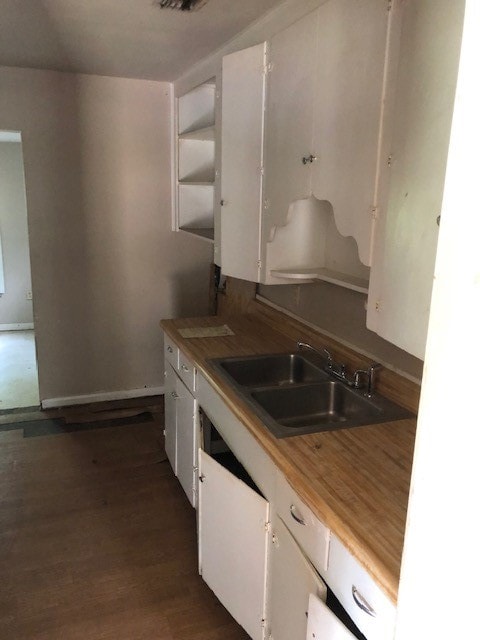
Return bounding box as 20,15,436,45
0,397,249,639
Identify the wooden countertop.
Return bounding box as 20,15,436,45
161,313,416,604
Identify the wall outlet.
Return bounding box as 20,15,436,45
26,291,32,300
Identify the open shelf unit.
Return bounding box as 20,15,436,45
176,81,216,242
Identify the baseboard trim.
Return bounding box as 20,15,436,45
41,386,165,410
0,323,34,331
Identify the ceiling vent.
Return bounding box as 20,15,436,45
155,0,208,10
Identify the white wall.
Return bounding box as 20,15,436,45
0,66,213,403
0,140,34,325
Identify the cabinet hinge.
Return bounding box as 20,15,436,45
264,520,271,532
387,0,393,11
163,429,166,436
375,301,381,312
257,260,262,270
263,198,270,210
387,153,393,167
260,165,265,176
371,207,378,219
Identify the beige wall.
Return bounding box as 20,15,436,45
0,141,34,325
258,283,423,380
0,66,213,402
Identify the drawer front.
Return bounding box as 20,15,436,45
275,471,330,574
328,535,396,640
178,349,196,394
164,337,179,370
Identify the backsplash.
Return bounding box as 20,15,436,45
258,281,424,381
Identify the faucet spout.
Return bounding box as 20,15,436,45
296,341,332,366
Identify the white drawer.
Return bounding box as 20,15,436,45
328,535,396,640
275,471,330,574
164,336,179,370
178,349,196,395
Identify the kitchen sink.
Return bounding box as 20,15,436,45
216,353,329,387
251,381,383,430
209,353,413,438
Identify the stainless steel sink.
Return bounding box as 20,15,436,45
216,353,329,387
209,353,413,438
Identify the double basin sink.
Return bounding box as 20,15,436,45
209,353,412,439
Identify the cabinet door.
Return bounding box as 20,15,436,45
221,42,267,282
306,594,357,640
164,363,177,474
268,517,327,640
311,0,390,266
366,0,463,358
175,376,198,508
264,12,317,231
198,449,269,640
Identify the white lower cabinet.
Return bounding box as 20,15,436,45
307,594,357,640
175,376,198,507
171,367,397,640
268,516,327,640
164,362,177,475
198,449,269,640
327,536,396,640
163,342,199,508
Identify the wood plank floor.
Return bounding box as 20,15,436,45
0,398,249,639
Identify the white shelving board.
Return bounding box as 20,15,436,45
176,80,216,243
270,267,369,294
179,125,215,141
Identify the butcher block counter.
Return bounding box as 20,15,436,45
161,308,418,604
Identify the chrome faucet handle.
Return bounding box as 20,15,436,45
353,368,368,388
366,363,382,396
296,340,310,350
354,363,382,395
323,348,333,367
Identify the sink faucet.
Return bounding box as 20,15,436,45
353,363,382,397
297,341,346,379
297,340,382,396
297,341,331,363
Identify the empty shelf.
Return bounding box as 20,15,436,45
179,227,215,241
179,125,215,141
270,267,369,294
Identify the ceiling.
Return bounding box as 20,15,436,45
0,0,283,81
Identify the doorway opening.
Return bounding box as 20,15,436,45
0,131,40,411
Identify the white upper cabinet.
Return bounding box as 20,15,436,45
265,0,390,267
221,42,267,282
311,0,390,266
366,0,464,359
264,12,317,233
220,0,392,289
